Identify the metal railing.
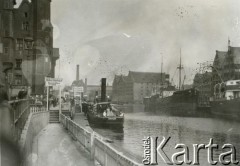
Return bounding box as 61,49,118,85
9,99,31,142
60,113,141,166
8,99,46,142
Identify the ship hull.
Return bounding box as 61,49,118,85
144,89,210,117
145,98,198,116
210,98,240,119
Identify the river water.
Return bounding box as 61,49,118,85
90,104,240,165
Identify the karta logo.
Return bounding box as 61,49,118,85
142,136,239,165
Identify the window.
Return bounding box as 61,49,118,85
16,59,22,69
0,13,2,30
15,75,22,85
45,36,50,44
0,43,3,54
24,12,28,18
4,47,8,54
16,39,24,50
4,0,10,9
24,40,33,49
7,73,13,84
22,21,29,31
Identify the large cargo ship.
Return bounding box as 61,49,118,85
144,88,200,116
210,80,240,119
143,50,210,116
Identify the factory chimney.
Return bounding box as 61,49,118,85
76,65,79,81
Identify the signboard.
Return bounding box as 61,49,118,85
45,77,63,86
73,86,84,96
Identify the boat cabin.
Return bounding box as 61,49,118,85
214,80,240,100
92,102,122,117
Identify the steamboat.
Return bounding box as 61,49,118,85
87,78,124,127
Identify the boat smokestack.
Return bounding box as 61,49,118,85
101,78,106,102
76,65,79,81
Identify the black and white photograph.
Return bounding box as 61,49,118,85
1,0,240,165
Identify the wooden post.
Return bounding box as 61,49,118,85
59,85,61,122
46,86,49,111
90,131,95,160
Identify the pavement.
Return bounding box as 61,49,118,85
73,113,93,132
30,123,96,166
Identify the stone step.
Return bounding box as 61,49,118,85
49,120,59,122
50,114,59,116
49,116,59,119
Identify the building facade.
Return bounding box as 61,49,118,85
112,71,170,104
212,43,240,93
0,0,59,97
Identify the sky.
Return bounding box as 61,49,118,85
17,0,240,86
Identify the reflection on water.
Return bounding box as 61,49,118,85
92,105,240,165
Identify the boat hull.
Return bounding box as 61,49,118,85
87,111,124,127
144,89,210,117
210,98,240,119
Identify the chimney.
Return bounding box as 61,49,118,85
76,65,79,81
101,78,106,102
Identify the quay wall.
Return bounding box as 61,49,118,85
60,113,143,166
19,108,49,166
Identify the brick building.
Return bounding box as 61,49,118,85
0,0,59,97
112,71,170,104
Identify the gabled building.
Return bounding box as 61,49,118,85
0,0,59,97
112,71,170,104
212,42,240,92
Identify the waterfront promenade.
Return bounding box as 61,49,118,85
26,102,141,166
31,123,95,166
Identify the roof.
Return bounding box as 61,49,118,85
71,79,85,87
213,50,227,68
87,85,112,88
113,75,132,84
229,47,240,64
128,71,167,83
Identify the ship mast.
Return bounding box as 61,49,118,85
161,55,163,84
177,49,183,90
161,55,163,97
